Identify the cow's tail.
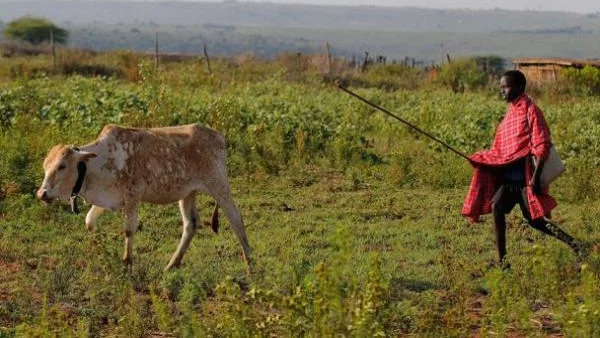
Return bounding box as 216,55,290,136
210,203,219,233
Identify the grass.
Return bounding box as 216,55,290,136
1,168,599,336
1,51,600,336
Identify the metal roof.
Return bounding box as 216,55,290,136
512,58,600,67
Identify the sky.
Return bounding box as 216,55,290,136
182,0,599,14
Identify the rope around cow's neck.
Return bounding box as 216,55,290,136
70,161,87,214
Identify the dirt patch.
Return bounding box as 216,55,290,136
0,259,20,302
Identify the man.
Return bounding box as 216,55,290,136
462,70,580,266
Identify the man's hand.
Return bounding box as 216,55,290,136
531,173,543,194
530,156,544,194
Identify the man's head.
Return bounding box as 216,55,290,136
500,70,527,102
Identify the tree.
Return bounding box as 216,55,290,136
3,17,68,45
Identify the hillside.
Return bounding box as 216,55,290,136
1,1,600,61
2,1,600,32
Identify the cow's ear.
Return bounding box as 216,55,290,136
76,150,98,161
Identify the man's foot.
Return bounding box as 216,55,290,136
487,258,511,271
571,240,590,263
500,258,511,271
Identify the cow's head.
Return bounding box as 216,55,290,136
36,145,97,203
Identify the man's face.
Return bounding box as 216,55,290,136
499,76,521,102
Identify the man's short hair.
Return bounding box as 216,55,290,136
503,70,527,90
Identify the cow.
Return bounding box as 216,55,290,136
36,124,251,271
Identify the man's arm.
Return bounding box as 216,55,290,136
528,103,551,194
529,103,551,160
531,156,544,194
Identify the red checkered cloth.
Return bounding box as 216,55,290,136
462,94,557,222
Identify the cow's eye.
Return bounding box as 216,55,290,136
58,164,66,171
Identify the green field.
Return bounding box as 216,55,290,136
1,53,600,336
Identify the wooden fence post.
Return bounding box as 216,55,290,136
362,51,369,72
50,29,57,72
203,44,212,75
325,42,332,74
296,52,302,72
154,32,159,70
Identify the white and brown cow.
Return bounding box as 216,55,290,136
36,124,251,271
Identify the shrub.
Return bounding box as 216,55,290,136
437,58,488,93
472,55,506,78
61,62,122,78
359,64,422,91
563,65,600,96
0,41,51,57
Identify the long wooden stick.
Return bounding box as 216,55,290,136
338,85,470,160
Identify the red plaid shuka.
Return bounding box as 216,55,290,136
462,94,557,222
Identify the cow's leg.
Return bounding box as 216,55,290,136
165,192,199,271
85,205,104,231
122,205,139,266
208,182,252,271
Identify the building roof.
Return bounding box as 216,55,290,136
512,58,600,67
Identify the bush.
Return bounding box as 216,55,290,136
437,58,488,93
61,62,122,78
357,64,422,91
563,66,600,96
0,41,52,57
471,55,506,78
